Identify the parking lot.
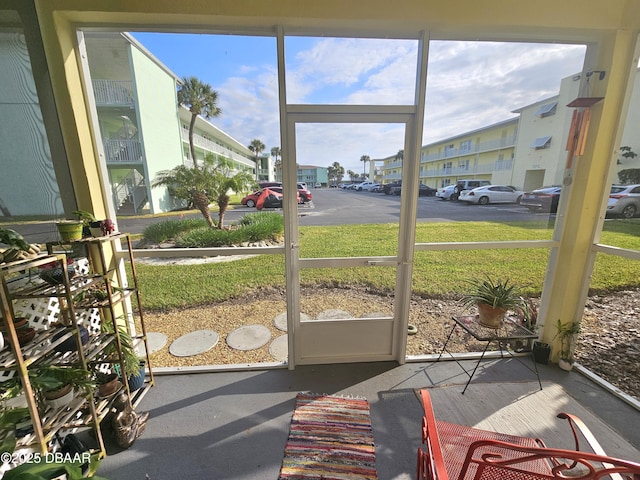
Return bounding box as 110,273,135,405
6,186,555,245
293,186,550,226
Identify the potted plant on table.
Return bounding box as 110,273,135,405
73,210,115,238
460,276,523,328
554,319,581,371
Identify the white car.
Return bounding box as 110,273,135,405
607,184,640,218
436,185,457,200
355,181,376,191
459,185,524,205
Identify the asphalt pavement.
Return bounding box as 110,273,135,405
2,188,548,245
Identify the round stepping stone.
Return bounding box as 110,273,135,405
317,309,353,320
135,332,168,356
169,330,219,357
226,325,271,351
273,311,312,331
269,334,288,361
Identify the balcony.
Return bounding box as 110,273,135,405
92,79,135,106
103,138,143,163
420,159,513,178
422,135,517,163
181,129,254,169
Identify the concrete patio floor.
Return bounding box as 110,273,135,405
98,357,640,480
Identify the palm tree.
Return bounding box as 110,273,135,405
248,139,266,180
396,149,404,162
360,155,370,178
271,146,282,181
152,153,253,229
327,161,345,185
177,76,222,170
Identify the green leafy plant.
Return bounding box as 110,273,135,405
0,228,31,252
101,321,143,380
554,319,581,362
73,210,97,225
0,366,95,401
459,276,523,310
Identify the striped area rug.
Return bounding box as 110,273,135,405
278,392,378,479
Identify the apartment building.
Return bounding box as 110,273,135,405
0,30,257,218
85,32,256,215
382,70,639,191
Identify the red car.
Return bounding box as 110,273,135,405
241,187,300,208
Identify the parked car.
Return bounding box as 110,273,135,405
297,183,313,203
390,184,436,196
383,182,401,195
436,185,457,200
459,185,524,205
314,182,322,188
355,181,376,191
242,187,300,207
520,186,562,212
257,189,284,209
450,179,492,201
607,184,640,218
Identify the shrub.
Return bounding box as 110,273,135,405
142,218,209,243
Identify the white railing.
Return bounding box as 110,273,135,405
421,159,513,178
421,135,517,162
112,169,146,212
92,79,134,105
181,130,254,168
104,139,143,163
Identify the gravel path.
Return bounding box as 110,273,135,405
142,285,640,401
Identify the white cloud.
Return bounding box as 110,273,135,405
206,37,586,174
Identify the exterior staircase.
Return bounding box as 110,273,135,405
113,169,148,215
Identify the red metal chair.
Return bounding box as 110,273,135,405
417,389,640,480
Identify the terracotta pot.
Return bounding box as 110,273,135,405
12,317,29,329
98,374,121,398
476,303,506,328
9,327,36,346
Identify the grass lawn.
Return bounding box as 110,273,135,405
133,219,640,311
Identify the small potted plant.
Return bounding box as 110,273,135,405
459,276,523,328
554,319,581,371
37,365,96,410
102,321,145,392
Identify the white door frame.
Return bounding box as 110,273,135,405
277,30,430,368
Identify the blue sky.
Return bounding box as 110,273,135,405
132,33,586,174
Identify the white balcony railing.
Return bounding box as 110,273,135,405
92,79,134,105
421,135,517,163
181,130,254,168
104,139,143,163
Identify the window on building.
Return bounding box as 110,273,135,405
460,140,472,152
530,136,552,149
458,159,469,170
